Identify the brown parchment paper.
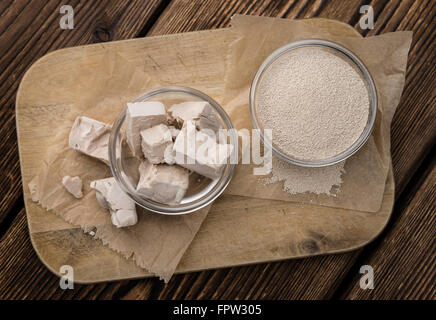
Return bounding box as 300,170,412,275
29,50,209,282
223,15,412,212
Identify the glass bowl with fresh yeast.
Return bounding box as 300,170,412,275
109,86,237,215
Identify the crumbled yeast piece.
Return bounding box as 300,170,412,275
136,161,189,205
90,177,137,228
125,101,167,157
168,126,180,140
28,179,38,202
140,124,173,164
111,209,138,229
69,116,114,165
169,101,221,132
173,121,232,180
61,175,83,199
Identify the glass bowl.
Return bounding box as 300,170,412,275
250,39,378,167
109,86,237,215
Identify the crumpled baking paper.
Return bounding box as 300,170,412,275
29,50,210,282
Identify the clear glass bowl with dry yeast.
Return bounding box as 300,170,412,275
250,39,378,167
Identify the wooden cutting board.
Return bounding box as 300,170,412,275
16,19,395,283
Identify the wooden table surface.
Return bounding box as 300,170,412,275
0,0,434,300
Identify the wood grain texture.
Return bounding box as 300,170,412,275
321,0,436,195
11,0,364,300
0,0,434,299
0,209,133,299
340,159,435,300
148,0,295,35
0,0,168,298
387,0,436,195
139,1,366,300
16,18,396,285
119,0,435,300
0,0,168,228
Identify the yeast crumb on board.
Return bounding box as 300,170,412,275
257,46,369,195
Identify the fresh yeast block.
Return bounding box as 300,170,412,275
140,124,173,164
90,177,137,228
69,116,113,165
169,101,220,132
125,101,167,157
173,121,232,180
61,175,83,199
136,161,189,205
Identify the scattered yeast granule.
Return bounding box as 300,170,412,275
266,156,345,195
